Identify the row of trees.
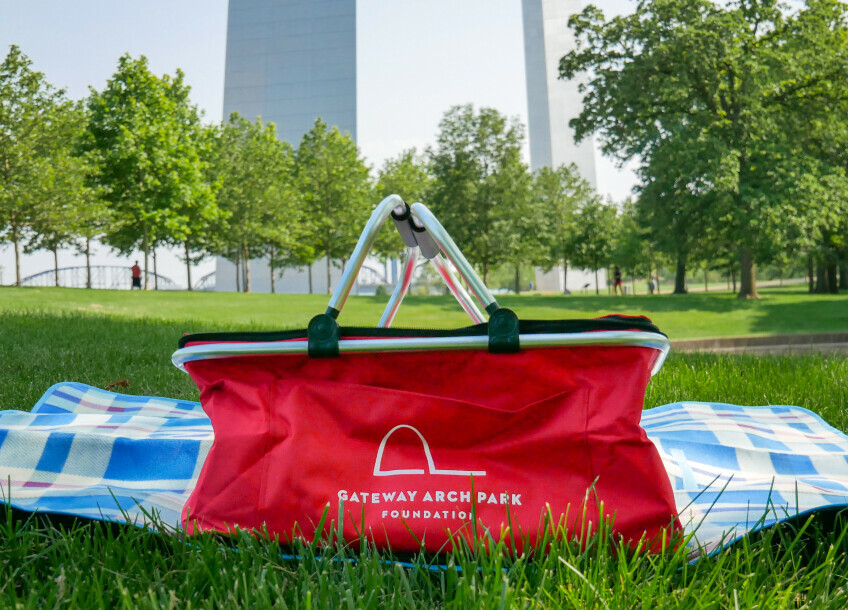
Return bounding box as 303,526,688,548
0,44,617,294
0,47,370,291
4,0,848,299
561,0,848,297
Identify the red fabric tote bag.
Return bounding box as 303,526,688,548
174,198,680,553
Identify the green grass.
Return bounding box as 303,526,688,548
2,283,847,341
2,287,848,607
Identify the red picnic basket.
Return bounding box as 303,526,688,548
173,196,679,553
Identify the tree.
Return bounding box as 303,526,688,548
71,183,112,290
428,104,530,283
0,45,68,286
776,23,848,294
25,102,92,286
213,113,297,293
533,164,596,292
636,131,734,294
372,148,433,260
803,171,848,293
496,159,536,293
612,199,654,294
84,54,212,289
572,198,617,294
295,118,372,294
260,142,304,295
561,0,848,298
170,123,223,290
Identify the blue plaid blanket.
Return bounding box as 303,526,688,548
0,383,210,530
2,382,848,554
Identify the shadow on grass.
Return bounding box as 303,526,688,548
378,287,848,337
748,292,848,336
371,291,760,316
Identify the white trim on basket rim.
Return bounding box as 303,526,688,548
172,330,671,376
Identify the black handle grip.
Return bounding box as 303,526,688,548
391,204,419,248
410,222,440,259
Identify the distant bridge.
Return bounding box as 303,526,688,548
20,266,182,290
355,264,391,294
194,271,216,291
205,261,398,294
19,261,408,293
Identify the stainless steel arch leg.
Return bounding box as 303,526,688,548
327,194,405,317
409,203,498,313
378,247,419,328
430,254,486,324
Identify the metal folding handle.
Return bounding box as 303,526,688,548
325,196,499,324
381,203,487,326
309,196,519,358
326,194,406,318
173,330,671,376
409,203,499,316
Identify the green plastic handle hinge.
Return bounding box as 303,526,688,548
307,314,340,358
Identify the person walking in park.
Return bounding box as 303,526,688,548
613,265,623,295
131,261,142,290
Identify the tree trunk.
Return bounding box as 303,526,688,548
53,247,59,287
13,229,21,287
594,268,599,295
703,267,708,292
514,266,520,294
235,251,241,293
85,237,92,289
814,261,827,293
185,240,192,291
269,247,276,294
243,243,251,293
673,252,687,294
308,264,313,294
827,262,839,294
649,260,656,294
808,255,815,293
483,258,489,286
563,261,569,294
326,256,332,295
142,224,149,290
840,260,848,291
737,246,759,299
153,248,159,290
731,266,736,294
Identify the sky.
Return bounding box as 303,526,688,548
0,0,638,287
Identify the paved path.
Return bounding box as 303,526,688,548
671,332,848,355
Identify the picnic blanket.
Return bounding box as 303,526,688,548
2,382,848,554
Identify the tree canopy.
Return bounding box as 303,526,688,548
295,118,371,294
428,104,530,283
0,45,71,286
561,0,848,298
83,54,214,288
213,113,299,293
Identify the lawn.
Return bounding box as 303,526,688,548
2,283,847,341
1,286,848,607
